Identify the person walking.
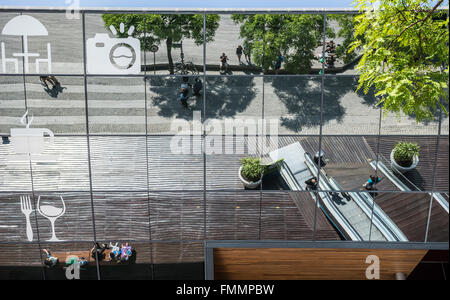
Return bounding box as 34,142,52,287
220,53,229,74
178,88,190,108
274,55,284,75
178,76,191,108
181,76,192,91
193,77,203,96
236,45,243,64
39,75,59,90
243,46,251,64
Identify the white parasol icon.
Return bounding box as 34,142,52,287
1,15,51,73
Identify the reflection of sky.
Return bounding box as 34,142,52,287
0,0,358,8
0,0,447,9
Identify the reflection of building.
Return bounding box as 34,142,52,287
0,5,448,281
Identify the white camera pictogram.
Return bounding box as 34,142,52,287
86,23,141,74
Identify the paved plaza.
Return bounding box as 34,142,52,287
0,75,447,135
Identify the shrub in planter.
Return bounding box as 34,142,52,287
239,157,265,183
393,141,420,168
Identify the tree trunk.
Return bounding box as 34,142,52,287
166,37,174,74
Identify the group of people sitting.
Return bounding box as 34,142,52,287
91,242,134,263
42,242,135,269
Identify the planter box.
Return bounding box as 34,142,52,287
238,166,262,189
390,150,419,174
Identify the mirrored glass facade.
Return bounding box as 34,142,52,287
0,9,448,280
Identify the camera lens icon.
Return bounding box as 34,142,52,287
86,24,141,75
109,43,137,70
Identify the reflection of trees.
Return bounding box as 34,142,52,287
232,14,329,74
328,15,359,64
102,14,220,74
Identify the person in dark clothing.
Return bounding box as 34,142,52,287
305,177,318,191
91,242,109,261
313,151,326,167
193,77,203,96
220,53,229,73
274,55,284,74
243,46,251,64
40,76,59,89
236,45,243,64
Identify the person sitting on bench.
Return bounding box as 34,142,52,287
305,177,318,191
42,249,59,268
120,243,133,263
109,242,121,262
91,242,109,261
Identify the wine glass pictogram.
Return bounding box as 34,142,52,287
37,195,66,241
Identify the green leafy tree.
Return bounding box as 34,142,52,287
102,14,220,74
231,14,330,74
350,0,449,122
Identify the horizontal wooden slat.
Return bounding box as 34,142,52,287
214,248,427,280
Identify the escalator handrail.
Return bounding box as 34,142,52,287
304,152,363,241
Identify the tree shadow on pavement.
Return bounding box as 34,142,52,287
148,77,203,120
269,77,339,132
147,76,257,120
206,76,257,119
269,76,380,133
405,98,448,126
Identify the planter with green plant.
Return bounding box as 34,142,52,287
238,157,266,189
390,141,420,173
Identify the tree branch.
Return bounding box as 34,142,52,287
386,0,444,50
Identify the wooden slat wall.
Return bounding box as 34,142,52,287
214,248,427,280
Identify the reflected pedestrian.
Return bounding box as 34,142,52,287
193,77,203,96
91,242,108,261
363,175,382,190
243,46,251,64
40,75,59,90
181,76,192,91
220,53,229,74
120,243,133,263
178,90,189,108
305,177,318,191
274,55,284,75
109,242,121,262
179,77,191,108
42,248,58,268
236,45,243,64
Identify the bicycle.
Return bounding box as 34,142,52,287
174,61,199,75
